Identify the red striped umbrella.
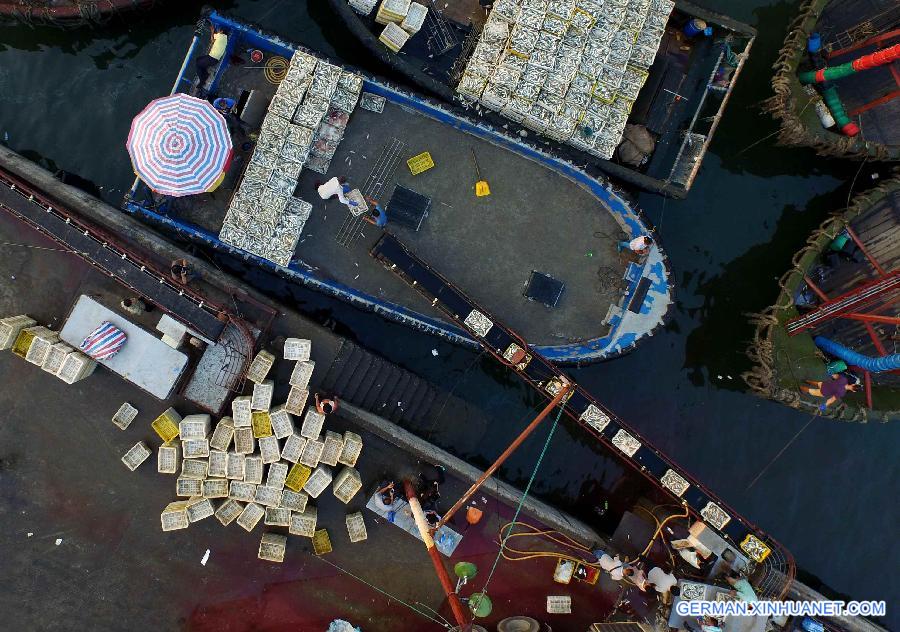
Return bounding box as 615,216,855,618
126,93,232,197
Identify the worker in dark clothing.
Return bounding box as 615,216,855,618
170,258,196,284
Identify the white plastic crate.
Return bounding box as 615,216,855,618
0,315,35,350
161,500,190,531
246,349,276,384
182,439,210,459
289,360,315,388
349,0,378,15
299,437,325,468
234,427,255,454
41,342,73,375
255,485,284,508
265,507,292,527
244,456,264,484
56,351,96,384
400,2,427,33
226,452,246,480
346,512,368,543
289,506,317,537
111,402,138,430
251,380,274,411
232,396,253,427
379,22,410,52
280,489,308,512
122,442,151,471
258,435,281,464
157,442,181,474
332,467,362,504
229,481,258,503
283,338,311,361
300,409,325,439
210,417,234,451
267,462,289,489
269,405,295,439
303,465,333,499
203,478,229,498
187,498,216,523
181,458,208,480
215,499,245,526
258,532,287,562
338,431,363,467
25,328,59,365
179,414,211,440
177,477,203,497
320,431,344,467
237,502,265,532
281,434,307,464
547,595,572,614
284,387,309,415
208,450,228,478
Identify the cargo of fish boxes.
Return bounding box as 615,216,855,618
0,315,35,350
379,22,410,53
25,327,60,365
246,350,276,384
161,501,191,531
258,532,287,562
122,441,151,471
346,512,367,543
333,467,362,504
157,442,181,474
375,0,410,24
283,338,311,361
41,342,74,375
111,402,138,430
55,350,97,384
152,407,182,442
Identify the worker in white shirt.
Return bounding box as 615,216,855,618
617,235,653,255
647,566,678,603
196,26,229,90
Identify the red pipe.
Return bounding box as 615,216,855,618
852,43,900,71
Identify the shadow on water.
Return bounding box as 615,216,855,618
0,0,897,625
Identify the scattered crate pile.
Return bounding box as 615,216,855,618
366,0,429,52
130,337,367,563
1,314,97,384
457,0,674,158
219,50,364,266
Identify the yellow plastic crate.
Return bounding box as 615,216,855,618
251,411,273,438
407,152,434,175
285,463,312,492
312,528,332,555
11,328,36,358
151,409,181,443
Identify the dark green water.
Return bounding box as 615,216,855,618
0,0,897,623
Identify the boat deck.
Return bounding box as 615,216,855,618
302,101,631,346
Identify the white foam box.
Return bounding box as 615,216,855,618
232,396,253,427
215,499,245,526
346,511,368,543
244,456,264,484
209,417,234,451
229,481,258,503
251,380,275,411
265,507,291,527
182,439,209,459
333,467,363,504
266,462,289,489
281,434,307,464
280,489,308,512
41,342,74,375
237,502,266,532
181,458,208,480
176,477,203,497
208,450,228,478
234,427,255,454
337,431,363,467
226,452,246,480
0,315,35,349
300,409,325,439
179,414,211,440
303,465,333,499
122,442,151,471
203,478,229,499
258,435,281,464
157,441,181,474
299,437,325,468
289,506,317,537
283,338,311,361
319,431,344,467
161,500,191,531
284,387,309,415
246,349,276,384
269,405,295,440
258,532,288,562
289,360,315,389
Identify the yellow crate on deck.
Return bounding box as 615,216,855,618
11,328,37,358
251,411,273,438
285,463,312,492
151,408,182,442
312,528,332,555
407,151,434,175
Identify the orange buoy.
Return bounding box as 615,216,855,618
466,505,483,525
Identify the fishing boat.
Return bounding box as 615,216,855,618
330,0,756,198
767,0,900,161
745,173,900,422
122,10,674,364
0,0,157,25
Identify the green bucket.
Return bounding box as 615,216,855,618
468,591,493,618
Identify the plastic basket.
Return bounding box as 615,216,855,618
111,402,138,430
208,450,228,478
229,481,258,503
346,512,367,543
25,328,58,365
258,532,287,562
283,338,312,361
251,411,273,439
546,596,571,614
284,387,309,415
266,462,289,489
280,489,308,512
269,406,295,439
42,342,73,375
299,438,324,468
406,151,434,175
210,417,235,451
234,427,255,454
319,431,344,467
185,498,213,524
244,456,264,484
303,466,333,499
281,434,307,464
285,463,312,492
251,380,274,411
226,452,245,480
181,458,208,480
246,350,276,384
312,529,332,555
300,409,325,439
182,439,210,459
215,499,245,526
289,507,317,537
332,467,362,504
179,414,211,440
157,442,181,474
258,436,281,464
161,501,190,531
232,396,253,427
176,477,203,497
265,507,292,527
289,360,315,389
338,431,363,467
122,442,151,472
0,315,35,350
236,502,265,532
152,408,182,442
203,478,229,498
255,484,284,508
55,351,96,384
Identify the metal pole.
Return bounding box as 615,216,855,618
433,383,572,531
402,479,470,630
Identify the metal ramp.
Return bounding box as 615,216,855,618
425,2,459,56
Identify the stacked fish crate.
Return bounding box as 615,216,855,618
456,0,673,159
219,50,363,266
2,315,97,384
348,0,379,15
369,0,429,52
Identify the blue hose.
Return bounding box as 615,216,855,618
813,336,900,373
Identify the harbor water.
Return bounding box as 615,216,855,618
0,0,896,624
